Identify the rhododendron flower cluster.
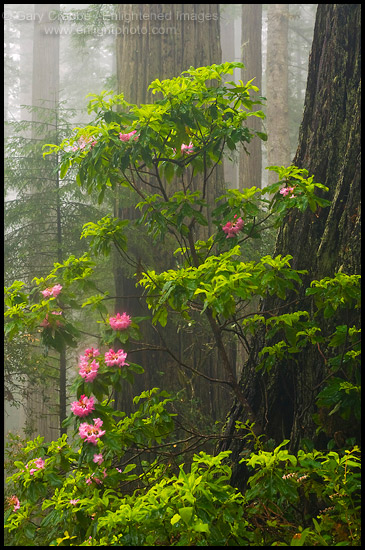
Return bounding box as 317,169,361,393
93,453,104,465
71,394,95,417
109,312,132,331
78,356,100,382
85,469,107,485
40,311,63,328
79,418,105,445
72,135,97,151
26,457,45,475
172,142,194,155
279,186,295,197
104,348,129,367
41,284,62,298
119,130,138,142
8,495,20,512
180,142,194,154
84,347,99,359
222,215,244,238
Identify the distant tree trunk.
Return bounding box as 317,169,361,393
18,6,34,126
220,4,240,189
235,4,263,380
240,4,262,189
26,4,62,442
218,4,361,488
266,4,290,185
113,4,229,420
32,4,60,120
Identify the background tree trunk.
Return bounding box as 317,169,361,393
266,4,290,185
116,4,221,104
240,4,262,190
26,4,61,442
217,4,361,488
220,4,240,190
113,4,230,426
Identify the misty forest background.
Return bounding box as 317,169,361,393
4,3,318,445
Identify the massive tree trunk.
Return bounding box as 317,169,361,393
217,4,361,488
113,4,229,421
116,4,221,104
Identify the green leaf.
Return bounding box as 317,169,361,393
192,521,210,533
171,513,181,525
60,159,70,179
123,463,137,474
128,363,145,374
102,432,123,453
46,472,64,488
164,161,175,183
179,506,194,524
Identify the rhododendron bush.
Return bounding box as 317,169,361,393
4,63,361,546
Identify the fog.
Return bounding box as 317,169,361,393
4,3,316,442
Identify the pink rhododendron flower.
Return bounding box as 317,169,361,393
72,136,97,151
279,186,295,197
28,457,45,475
40,316,51,328
93,453,104,465
70,499,79,505
109,312,132,331
181,142,194,154
40,311,63,328
87,469,107,485
222,215,244,238
71,394,95,417
79,418,105,445
86,473,102,485
78,357,99,382
104,348,129,367
35,457,45,469
8,495,20,512
84,347,99,359
119,130,138,142
41,284,62,298
52,284,63,296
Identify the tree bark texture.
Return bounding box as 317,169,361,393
116,4,221,104
266,4,290,185
240,4,262,189
217,4,361,489
220,5,239,189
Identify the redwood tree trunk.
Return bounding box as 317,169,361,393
217,4,361,487
240,4,262,189
113,4,229,420
116,4,222,104
26,4,61,442
266,4,290,185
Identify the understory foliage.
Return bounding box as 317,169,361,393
4,63,361,545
